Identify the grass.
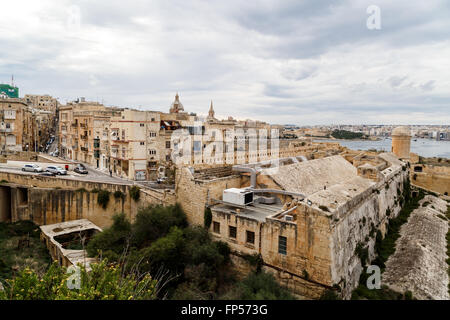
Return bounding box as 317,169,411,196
0,221,51,282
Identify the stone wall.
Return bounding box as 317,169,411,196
411,164,450,195
0,171,176,228
329,168,409,298
175,167,241,225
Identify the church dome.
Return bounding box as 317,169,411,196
169,93,184,113
392,126,411,137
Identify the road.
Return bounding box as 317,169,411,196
0,162,133,185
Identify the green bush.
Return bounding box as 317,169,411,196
113,190,126,200
97,190,110,209
129,186,140,201
87,213,132,259
0,260,157,300
132,204,187,247
230,272,295,300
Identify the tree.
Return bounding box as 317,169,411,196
131,204,187,247
86,213,132,260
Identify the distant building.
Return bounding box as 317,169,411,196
0,97,34,153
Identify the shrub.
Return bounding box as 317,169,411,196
0,260,157,300
114,190,126,200
97,190,110,209
319,289,341,300
232,272,295,300
242,253,264,273
204,207,212,228
131,204,187,248
87,213,132,259
129,186,140,201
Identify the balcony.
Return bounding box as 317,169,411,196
71,123,78,127
80,123,87,128
80,135,88,140
81,146,88,152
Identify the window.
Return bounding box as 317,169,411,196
149,132,156,137
140,123,144,127
149,149,156,155
246,231,255,244
166,141,171,148
213,222,220,234
278,236,287,255
140,142,145,146
151,118,155,122
229,226,237,239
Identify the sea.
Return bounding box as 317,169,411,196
314,138,450,158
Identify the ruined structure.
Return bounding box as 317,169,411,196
40,219,101,269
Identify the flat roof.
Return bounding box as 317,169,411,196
211,202,284,222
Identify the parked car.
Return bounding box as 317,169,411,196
22,164,43,173
74,164,88,174
156,177,167,184
46,166,67,175
39,171,56,176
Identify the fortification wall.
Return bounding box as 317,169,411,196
0,171,175,228
330,168,409,299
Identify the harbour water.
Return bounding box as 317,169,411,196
314,138,450,158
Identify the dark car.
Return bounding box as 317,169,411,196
74,165,88,174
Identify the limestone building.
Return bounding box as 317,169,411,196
0,97,33,153
24,94,58,113
176,151,410,299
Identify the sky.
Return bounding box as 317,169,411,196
0,0,449,125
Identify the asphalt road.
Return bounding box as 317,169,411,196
0,164,132,185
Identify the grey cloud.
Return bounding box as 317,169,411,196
0,0,449,125
420,80,435,92
388,76,408,88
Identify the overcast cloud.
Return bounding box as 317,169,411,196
0,0,449,125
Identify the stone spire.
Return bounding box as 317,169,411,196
207,100,215,119
206,100,216,120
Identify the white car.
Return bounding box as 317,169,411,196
22,164,43,173
46,166,67,175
